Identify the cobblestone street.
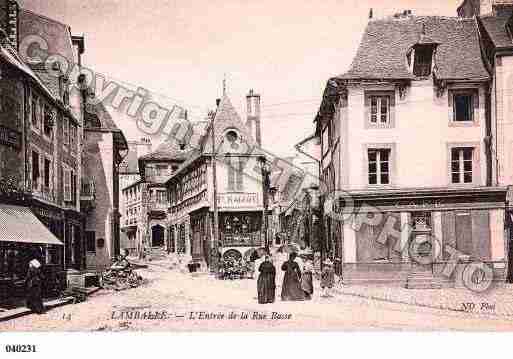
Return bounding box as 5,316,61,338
2,262,513,331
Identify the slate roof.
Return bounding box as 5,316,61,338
479,12,513,49
339,16,490,81
199,94,259,155
139,139,195,162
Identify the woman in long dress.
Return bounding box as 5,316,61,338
257,255,276,304
25,258,44,314
280,252,305,301
300,260,314,300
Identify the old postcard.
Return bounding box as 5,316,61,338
2,0,513,347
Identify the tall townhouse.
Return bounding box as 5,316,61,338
82,100,128,271
463,0,513,280
165,92,268,271
316,10,509,288
0,0,85,291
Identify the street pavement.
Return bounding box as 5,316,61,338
2,262,513,331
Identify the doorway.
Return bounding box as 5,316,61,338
151,225,165,247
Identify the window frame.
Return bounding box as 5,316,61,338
364,90,395,129
364,143,396,188
447,142,480,186
449,88,479,127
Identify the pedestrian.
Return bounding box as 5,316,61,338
274,248,288,287
320,259,335,297
257,255,276,304
280,252,305,301
25,255,44,314
300,259,314,300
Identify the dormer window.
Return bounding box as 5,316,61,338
413,45,434,77
408,23,439,78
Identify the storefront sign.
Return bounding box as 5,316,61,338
217,193,260,208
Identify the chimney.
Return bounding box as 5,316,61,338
246,89,261,146
72,35,85,67
0,0,19,50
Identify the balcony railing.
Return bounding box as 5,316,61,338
148,200,168,211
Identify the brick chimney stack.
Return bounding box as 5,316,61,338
246,89,261,146
0,0,19,50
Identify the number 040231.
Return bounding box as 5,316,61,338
5,345,37,353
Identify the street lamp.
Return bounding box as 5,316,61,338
258,156,271,253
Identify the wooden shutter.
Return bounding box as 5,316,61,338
64,168,71,201
442,211,456,260
471,210,491,260
455,212,472,255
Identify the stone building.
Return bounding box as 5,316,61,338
120,135,189,257
315,7,511,288
0,0,85,288
165,91,267,270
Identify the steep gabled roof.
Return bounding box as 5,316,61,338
340,16,490,81
199,94,257,154
479,12,513,49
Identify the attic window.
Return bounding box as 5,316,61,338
413,46,433,77
226,130,238,143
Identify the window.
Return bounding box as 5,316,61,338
86,231,96,253
44,158,51,189
370,96,389,124
178,224,186,253
365,91,395,128
64,168,71,201
368,149,390,185
413,46,433,77
453,92,474,122
227,158,244,191
63,118,69,146
31,97,39,129
451,147,473,184
71,170,77,204
32,151,40,190
69,123,77,151
43,105,53,138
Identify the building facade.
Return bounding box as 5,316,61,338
316,9,510,287
0,0,85,290
165,92,267,270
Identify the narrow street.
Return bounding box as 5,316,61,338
2,263,513,331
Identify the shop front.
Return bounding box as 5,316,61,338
339,187,509,288
0,204,65,304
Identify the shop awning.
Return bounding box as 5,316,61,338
0,205,63,246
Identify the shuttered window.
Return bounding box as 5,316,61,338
64,168,71,201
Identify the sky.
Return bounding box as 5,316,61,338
21,0,461,157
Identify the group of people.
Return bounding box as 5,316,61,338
256,251,336,304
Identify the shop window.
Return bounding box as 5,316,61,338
451,147,474,184
368,149,390,185
86,231,96,253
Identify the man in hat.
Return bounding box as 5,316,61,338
320,259,335,297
